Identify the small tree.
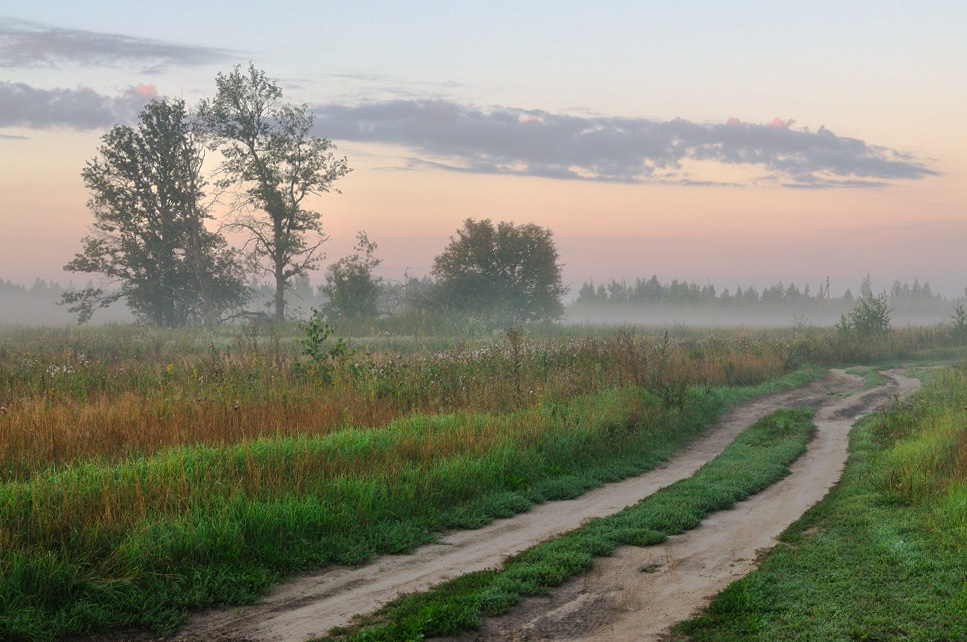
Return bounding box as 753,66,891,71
836,292,891,338
321,231,382,321
201,64,351,322
63,98,247,325
950,300,967,340
431,218,567,323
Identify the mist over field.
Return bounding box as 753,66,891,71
565,303,959,329
2,273,961,330
0,279,132,326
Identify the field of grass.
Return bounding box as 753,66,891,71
1,321,965,640
323,408,816,641
0,323,793,482
674,364,967,641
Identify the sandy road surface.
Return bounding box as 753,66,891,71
446,369,919,642
169,368,904,642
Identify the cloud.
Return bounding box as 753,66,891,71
313,100,936,187
0,18,235,71
0,81,157,130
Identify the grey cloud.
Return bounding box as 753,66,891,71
329,73,463,91
0,18,235,71
0,81,156,130
313,100,936,187
782,180,890,189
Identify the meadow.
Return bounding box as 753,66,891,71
0,320,965,640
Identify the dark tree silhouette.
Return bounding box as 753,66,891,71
63,99,247,325
432,218,567,323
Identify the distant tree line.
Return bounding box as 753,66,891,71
574,274,950,312
0,278,133,325
1,278,63,299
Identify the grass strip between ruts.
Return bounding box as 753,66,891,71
322,407,815,641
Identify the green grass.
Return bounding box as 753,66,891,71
0,368,820,642
321,407,816,641
844,366,886,389
673,365,967,641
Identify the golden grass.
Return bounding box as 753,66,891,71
0,325,792,481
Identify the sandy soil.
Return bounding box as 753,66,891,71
162,368,918,642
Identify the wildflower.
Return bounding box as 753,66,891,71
47,364,74,378
166,363,174,374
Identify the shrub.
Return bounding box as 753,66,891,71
836,292,891,338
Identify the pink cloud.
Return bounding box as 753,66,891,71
110,84,161,123
768,117,795,129
727,117,742,126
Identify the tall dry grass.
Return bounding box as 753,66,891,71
0,325,792,481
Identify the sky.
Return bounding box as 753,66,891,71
1,1,966,299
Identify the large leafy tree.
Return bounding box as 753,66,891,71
431,218,567,323
321,231,383,321
201,64,351,322
63,99,247,326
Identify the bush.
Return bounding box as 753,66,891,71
950,300,967,340
836,292,891,338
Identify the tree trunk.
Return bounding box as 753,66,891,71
274,261,286,322
187,220,215,327
273,213,286,322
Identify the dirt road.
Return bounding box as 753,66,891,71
446,369,919,642
174,369,918,642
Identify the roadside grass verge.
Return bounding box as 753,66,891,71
321,408,816,641
674,365,967,641
0,368,817,642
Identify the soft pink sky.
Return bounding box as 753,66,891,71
1,2,965,300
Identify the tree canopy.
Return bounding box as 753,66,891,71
201,64,351,322
63,98,247,325
321,231,383,321
431,218,567,323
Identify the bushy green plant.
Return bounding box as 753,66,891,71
836,292,891,338
300,308,357,381
950,300,967,340
321,231,383,322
